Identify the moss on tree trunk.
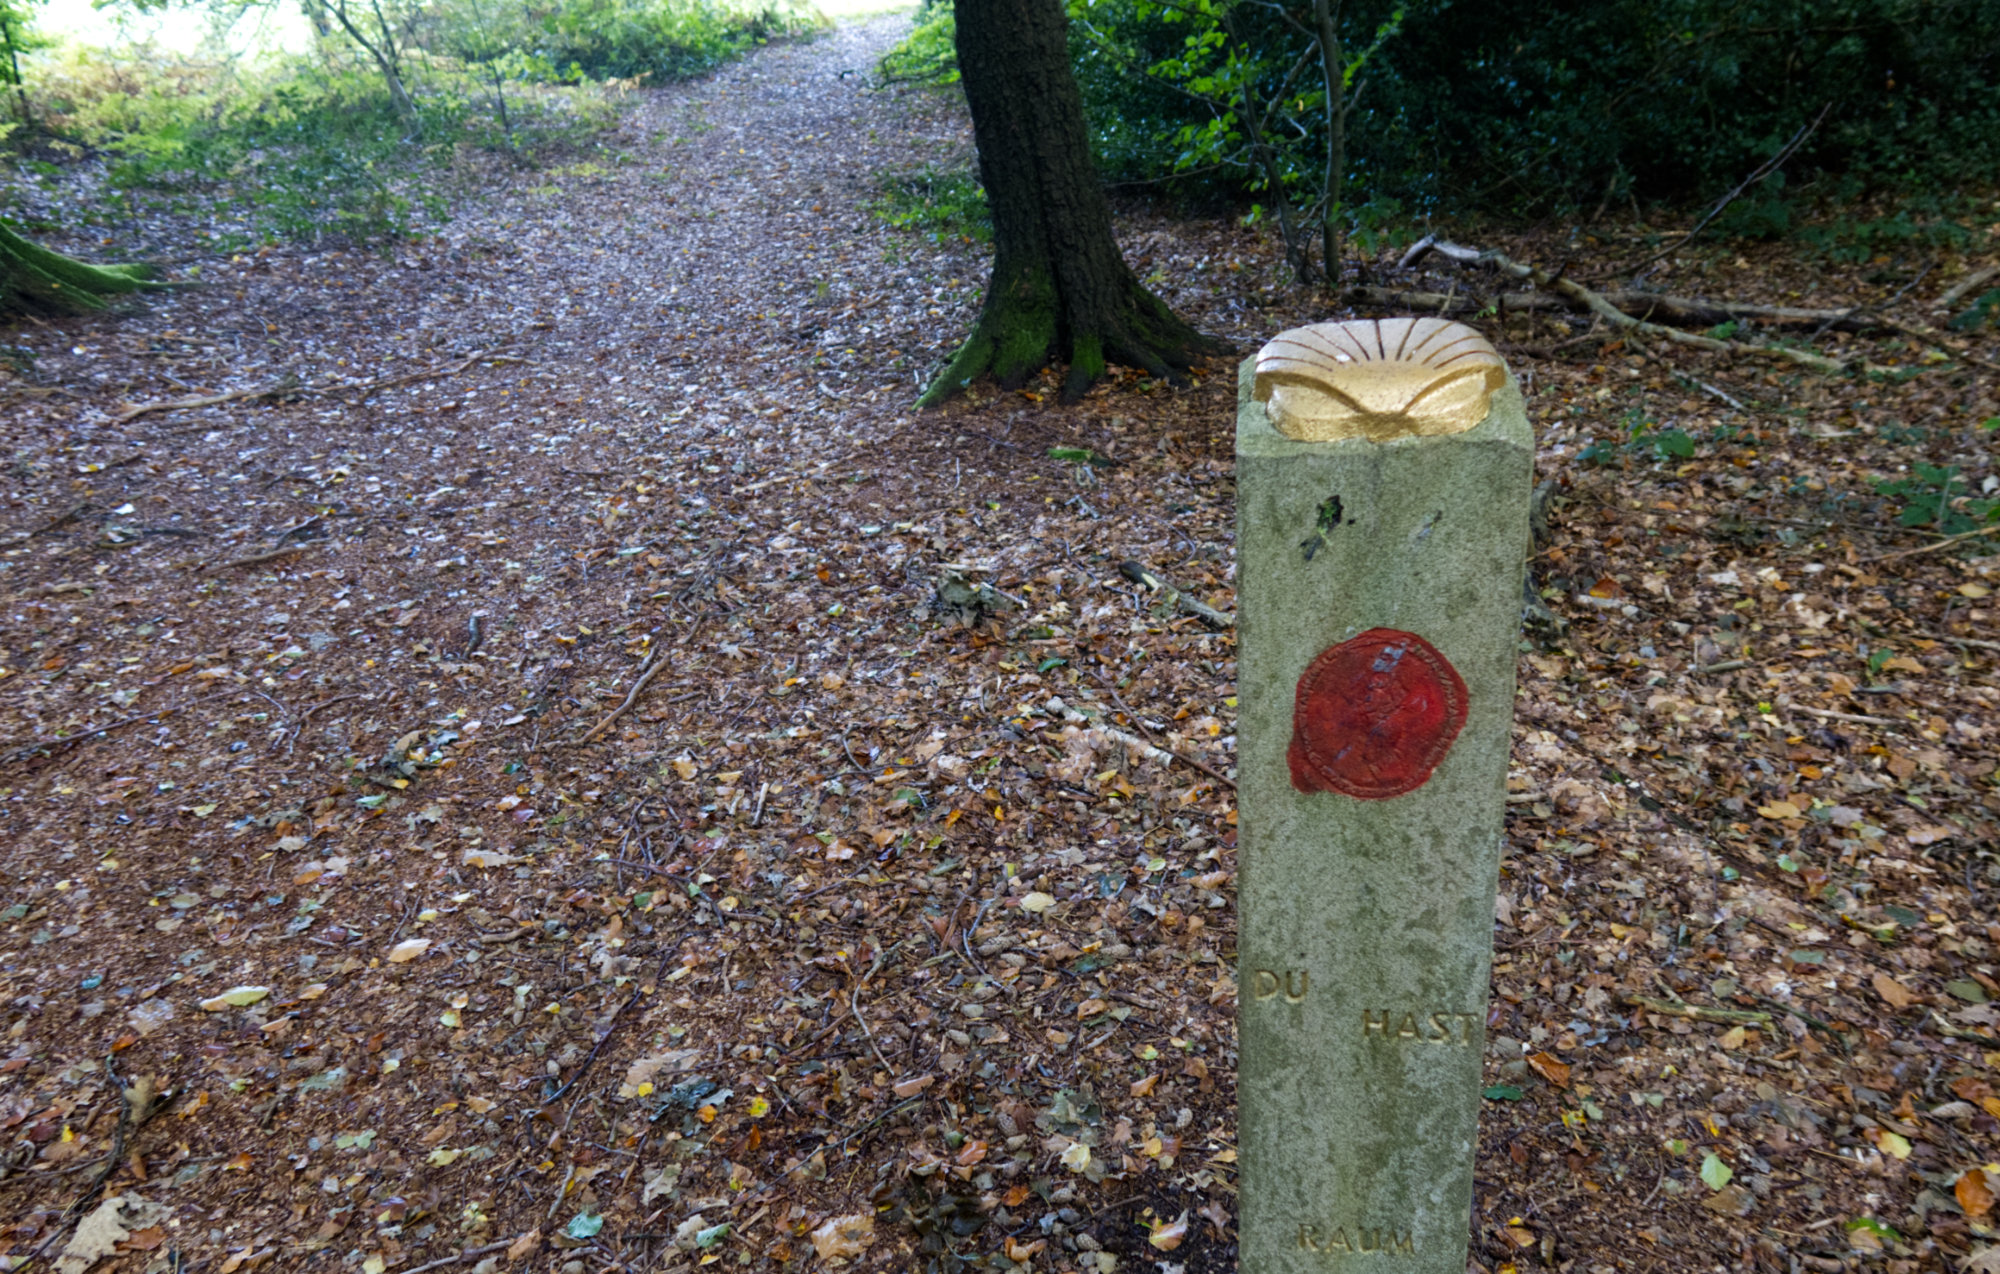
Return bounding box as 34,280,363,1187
921,0,1220,407
1,223,157,317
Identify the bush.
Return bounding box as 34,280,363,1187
1061,0,2000,222
494,0,822,83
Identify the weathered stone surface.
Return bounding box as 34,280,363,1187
1235,334,1532,1273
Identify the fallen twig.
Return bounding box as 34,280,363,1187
1791,705,1906,729
580,644,670,744
1405,238,1852,375
1118,559,1234,629
1352,283,1888,334
2,693,229,766
1937,264,2000,309
1588,103,1829,282
204,543,310,572
1930,1011,2000,1048
1861,522,2000,563
1620,993,1772,1026
1101,685,1238,790
114,374,301,423
399,1240,516,1274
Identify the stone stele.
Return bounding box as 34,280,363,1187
1236,317,1532,1272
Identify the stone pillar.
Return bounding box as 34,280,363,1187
1235,318,1532,1273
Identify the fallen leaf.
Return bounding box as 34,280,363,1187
1957,1168,1996,1220
891,1074,935,1098
1148,1212,1190,1251
1701,1183,1756,1216
1873,971,1920,1009
1526,1051,1571,1088
1018,891,1057,914
810,1213,874,1260
1060,1142,1093,1172
1700,1153,1734,1191
198,986,270,1011
386,938,432,963
1717,1025,1747,1050
1964,1245,2000,1273
1756,800,1802,820
57,1194,167,1274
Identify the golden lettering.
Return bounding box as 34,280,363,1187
1362,1009,1478,1043
1254,969,1309,1002
1293,1224,1417,1257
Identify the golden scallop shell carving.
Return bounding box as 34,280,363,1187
1253,317,1508,442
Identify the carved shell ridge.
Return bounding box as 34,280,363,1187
1252,317,1507,442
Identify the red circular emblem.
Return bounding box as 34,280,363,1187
1288,628,1468,799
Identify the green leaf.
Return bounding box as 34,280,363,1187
356,793,389,809
1700,1153,1734,1191
695,1223,730,1249
564,1213,605,1240
1482,1085,1524,1101
1945,979,1989,1003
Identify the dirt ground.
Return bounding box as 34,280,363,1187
2,13,1998,1274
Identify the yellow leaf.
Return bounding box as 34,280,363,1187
1757,801,1802,820
1718,1026,1747,1050
1877,1130,1912,1160
387,938,432,963
1019,892,1057,914
1060,1143,1092,1172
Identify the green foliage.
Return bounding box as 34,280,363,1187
1873,463,1999,536
1794,204,1976,264
8,0,811,246
878,0,956,85
1947,289,2000,332
1062,0,2000,221
501,0,820,84
872,163,989,243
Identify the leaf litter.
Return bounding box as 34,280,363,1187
0,11,1997,1274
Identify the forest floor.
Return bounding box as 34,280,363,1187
2,12,1999,1274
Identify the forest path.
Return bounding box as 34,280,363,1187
0,19,1251,1274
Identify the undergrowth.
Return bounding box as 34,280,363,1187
871,163,989,244
4,0,820,246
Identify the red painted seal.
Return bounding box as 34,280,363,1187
1288,628,1467,799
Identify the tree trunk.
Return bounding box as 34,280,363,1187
1312,0,1346,292
921,0,1219,406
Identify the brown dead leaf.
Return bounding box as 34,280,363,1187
507,1229,542,1260
1526,1051,1571,1087
1148,1213,1190,1251
1873,971,1920,1009
1959,1168,1997,1220
810,1214,874,1261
